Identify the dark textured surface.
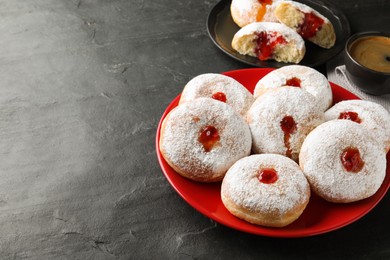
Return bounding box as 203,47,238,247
0,0,389,259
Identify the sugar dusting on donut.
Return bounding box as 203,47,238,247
230,0,282,27
234,22,305,50
299,120,386,203
325,100,390,152
160,98,252,182
232,0,257,13
284,1,330,22
232,22,306,63
221,154,310,227
247,86,324,161
274,1,336,48
254,65,333,111
179,73,254,118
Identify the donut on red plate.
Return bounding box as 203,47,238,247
159,98,252,182
221,154,311,227
179,73,254,118
230,0,282,28
299,120,387,203
254,65,333,111
274,1,336,49
232,22,305,63
324,100,390,153
246,86,324,161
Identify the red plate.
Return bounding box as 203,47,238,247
155,68,390,237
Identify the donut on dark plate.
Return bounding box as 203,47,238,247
274,1,336,49
230,0,282,28
232,22,305,63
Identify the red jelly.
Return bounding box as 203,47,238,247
258,0,273,4
299,12,324,39
258,168,278,184
280,115,297,158
255,32,287,61
211,92,227,103
338,111,361,123
198,125,220,152
286,77,302,87
280,115,297,134
341,147,364,173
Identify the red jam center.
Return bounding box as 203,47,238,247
198,125,220,152
341,147,365,173
211,92,227,103
280,115,297,158
258,168,278,184
299,12,325,39
258,0,273,4
255,32,287,61
338,111,361,123
280,115,297,134
286,77,302,87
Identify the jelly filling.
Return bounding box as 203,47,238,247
256,0,273,21
299,12,324,39
258,168,278,184
341,147,364,173
280,115,297,158
198,125,220,152
338,111,361,124
255,31,287,61
211,92,227,103
286,77,302,87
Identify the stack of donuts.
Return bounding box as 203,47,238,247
159,65,390,227
230,0,337,63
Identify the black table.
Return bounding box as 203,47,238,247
0,0,389,258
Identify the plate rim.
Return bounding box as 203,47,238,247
206,0,351,68
156,68,390,238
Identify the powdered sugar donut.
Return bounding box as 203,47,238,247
232,22,305,63
299,120,386,203
159,98,252,182
179,73,254,118
325,100,390,152
274,1,336,48
221,154,310,227
230,0,282,28
246,86,324,161
254,65,333,111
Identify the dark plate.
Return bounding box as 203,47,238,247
207,0,351,68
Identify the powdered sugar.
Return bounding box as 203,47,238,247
325,100,390,152
231,0,257,13
179,73,254,118
254,65,333,111
299,120,387,202
222,154,310,215
160,98,252,181
247,86,324,161
234,22,305,50
282,0,330,23
231,0,282,27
